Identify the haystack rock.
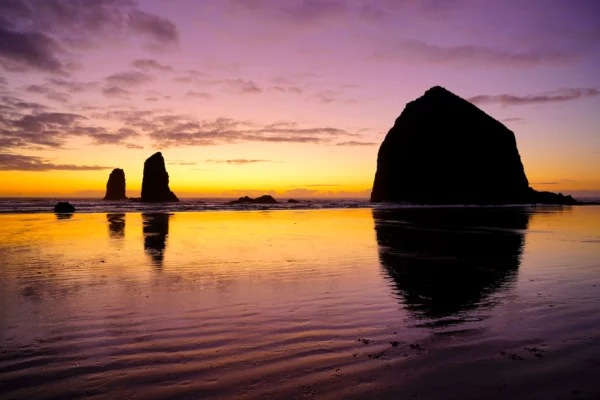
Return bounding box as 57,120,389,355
103,168,127,200
141,152,179,202
371,86,577,205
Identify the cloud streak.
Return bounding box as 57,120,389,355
102,86,130,98
371,40,578,68
90,112,359,147
206,159,276,165
106,71,154,87
227,0,347,25
185,91,214,100
468,88,600,106
0,100,140,149
501,117,526,123
132,58,173,72
0,153,110,171
531,178,577,186
128,9,179,46
335,141,377,146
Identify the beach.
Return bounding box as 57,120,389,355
1,206,600,399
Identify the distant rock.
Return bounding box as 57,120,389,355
371,86,576,205
533,191,577,205
229,195,278,204
287,199,301,203
141,152,179,202
103,168,127,200
54,202,75,213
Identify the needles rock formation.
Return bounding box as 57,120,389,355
103,168,127,200
141,152,179,202
371,86,577,205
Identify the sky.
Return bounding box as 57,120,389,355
0,0,599,198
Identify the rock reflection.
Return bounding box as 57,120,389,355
107,213,126,238
142,213,171,268
55,213,73,220
373,208,531,321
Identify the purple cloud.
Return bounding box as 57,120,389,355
0,0,180,74
225,79,262,94
0,24,66,74
128,9,179,46
371,40,579,68
227,0,347,25
0,152,110,171
185,91,214,100
102,86,130,99
468,88,599,106
106,71,154,87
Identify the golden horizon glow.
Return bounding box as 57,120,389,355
1,1,599,198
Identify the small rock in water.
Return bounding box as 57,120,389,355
54,202,75,213
229,195,278,204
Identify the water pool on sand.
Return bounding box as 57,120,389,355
1,207,600,399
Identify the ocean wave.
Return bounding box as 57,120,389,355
0,198,372,214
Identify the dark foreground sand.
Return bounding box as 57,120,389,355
0,207,599,399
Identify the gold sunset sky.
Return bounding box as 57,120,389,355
1,0,599,198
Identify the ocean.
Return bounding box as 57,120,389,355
1,205,599,399
0,198,370,214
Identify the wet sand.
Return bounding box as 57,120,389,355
1,207,599,399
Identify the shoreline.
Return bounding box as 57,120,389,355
1,202,598,216
1,205,599,399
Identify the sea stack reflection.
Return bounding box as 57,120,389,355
107,213,126,238
143,213,170,267
373,208,530,319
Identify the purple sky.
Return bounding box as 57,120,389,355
0,0,599,197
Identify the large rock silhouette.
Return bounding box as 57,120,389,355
103,168,127,200
141,152,179,202
371,86,576,205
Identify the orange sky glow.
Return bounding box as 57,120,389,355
0,1,599,198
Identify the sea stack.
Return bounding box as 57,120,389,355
141,152,179,202
370,86,576,205
103,168,127,200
